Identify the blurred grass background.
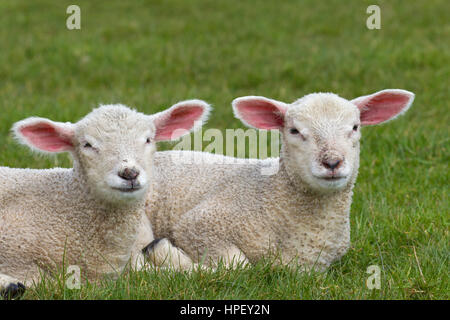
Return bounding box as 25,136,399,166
0,0,448,299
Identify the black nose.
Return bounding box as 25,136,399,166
118,168,140,181
322,159,341,170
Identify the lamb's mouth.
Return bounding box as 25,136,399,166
323,176,345,181
314,175,347,181
111,186,142,193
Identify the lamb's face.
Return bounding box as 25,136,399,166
233,89,414,194
13,100,210,205
283,94,361,192
74,105,156,203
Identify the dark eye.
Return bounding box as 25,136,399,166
146,138,151,144
289,128,299,135
84,142,92,148
353,125,359,131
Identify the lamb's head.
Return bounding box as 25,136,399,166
13,100,210,203
233,89,414,193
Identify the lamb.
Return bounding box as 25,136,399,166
0,99,210,299
144,89,414,272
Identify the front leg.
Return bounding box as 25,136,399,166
143,238,199,271
129,213,155,271
143,238,249,272
0,274,26,300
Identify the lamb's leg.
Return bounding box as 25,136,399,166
219,246,250,268
129,213,155,271
147,202,251,271
0,274,26,300
143,238,199,271
143,238,249,271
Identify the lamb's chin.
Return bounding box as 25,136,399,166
113,187,147,200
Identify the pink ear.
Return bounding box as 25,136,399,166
153,100,210,141
14,118,74,153
352,89,415,126
232,96,287,129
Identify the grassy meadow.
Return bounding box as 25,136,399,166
0,0,448,299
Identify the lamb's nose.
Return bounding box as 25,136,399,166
322,159,342,170
119,168,140,181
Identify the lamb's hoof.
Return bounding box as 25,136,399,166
1,282,26,300
142,238,162,255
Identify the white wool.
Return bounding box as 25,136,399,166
145,89,414,272
0,100,210,297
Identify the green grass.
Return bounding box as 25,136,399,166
0,0,448,299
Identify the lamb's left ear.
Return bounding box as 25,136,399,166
12,117,75,153
351,89,415,126
152,99,211,141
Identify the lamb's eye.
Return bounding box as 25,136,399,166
145,138,151,144
289,128,299,135
353,125,359,131
84,142,92,148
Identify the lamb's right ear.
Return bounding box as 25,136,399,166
152,99,211,141
232,96,288,129
12,117,75,153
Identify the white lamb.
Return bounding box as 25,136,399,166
144,89,414,272
0,99,210,299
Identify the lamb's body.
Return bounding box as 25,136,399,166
0,167,149,284
146,90,414,271
148,151,354,270
0,99,210,298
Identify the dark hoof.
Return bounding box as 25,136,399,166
142,238,162,255
1,282,26,300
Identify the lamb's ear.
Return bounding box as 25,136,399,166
152,99,211,141
232,96,288,129
12,117,75,153
351,89,415,126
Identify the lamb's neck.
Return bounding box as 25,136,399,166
70,170,146,278
68,167,145,240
